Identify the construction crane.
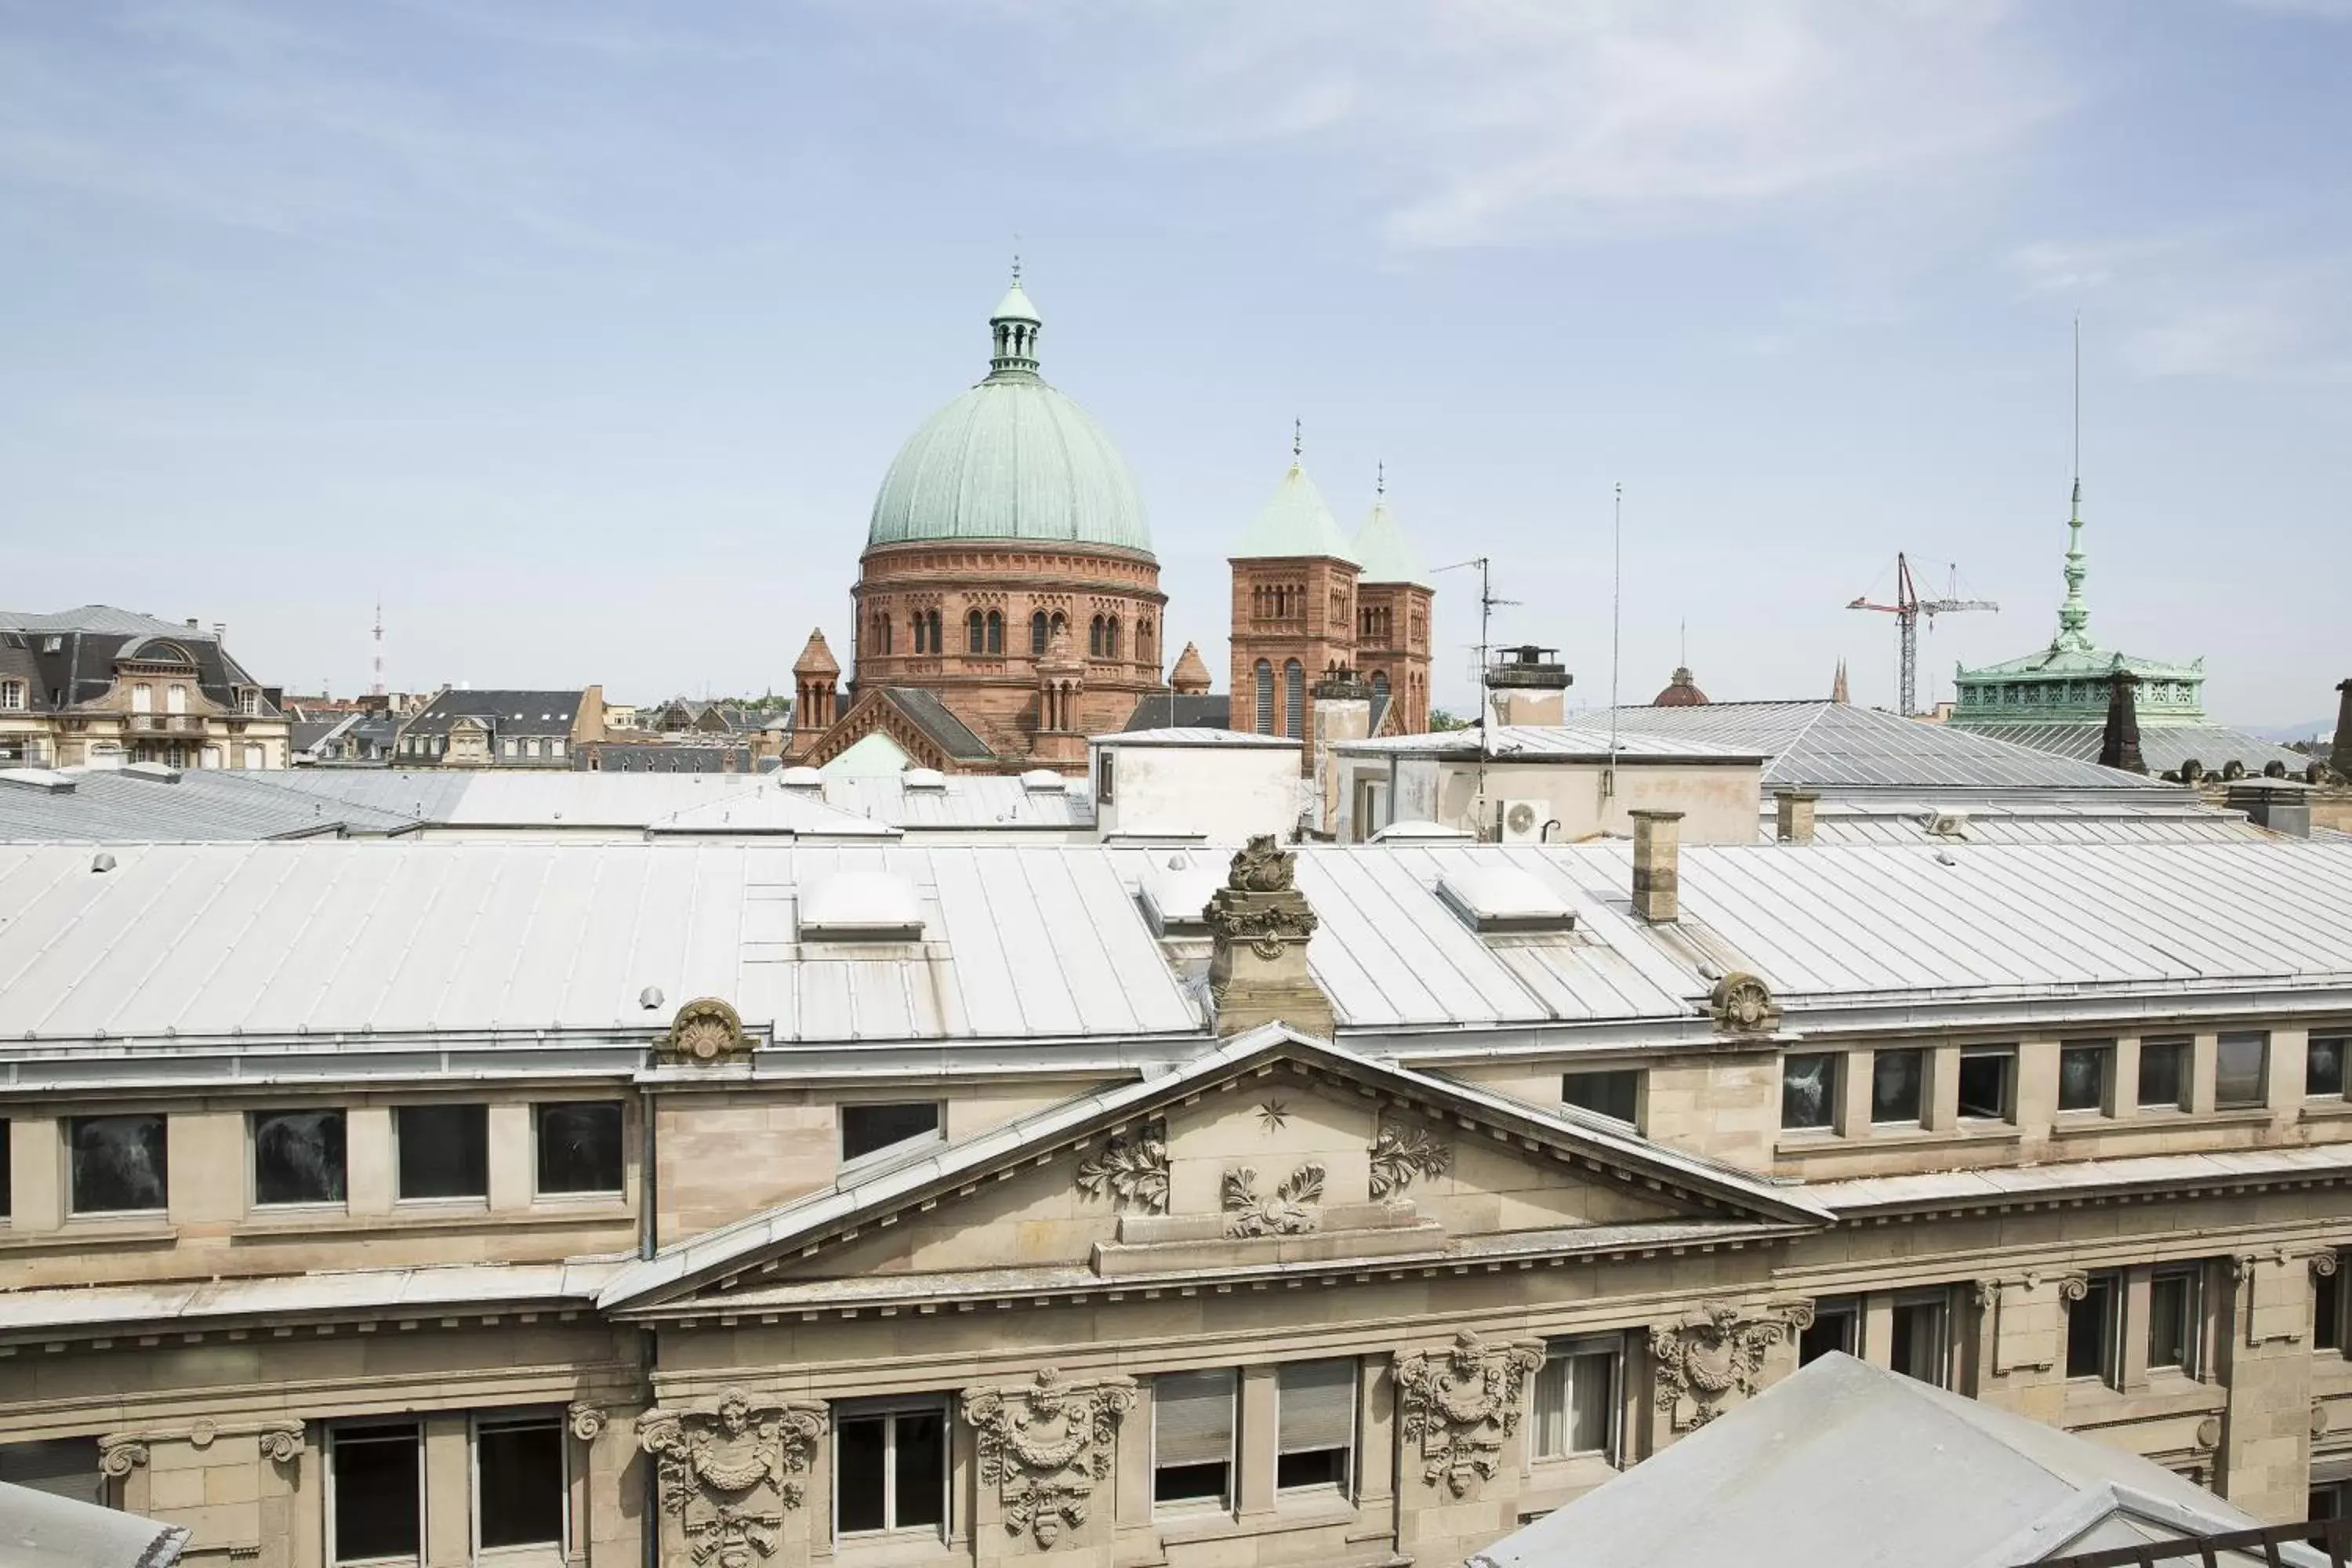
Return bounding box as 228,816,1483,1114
1846,553,1998,717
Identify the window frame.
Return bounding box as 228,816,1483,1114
2058,1040,2113,1116
2318,1250,2347,1356
830,1397,950,1540
1887,1291,1953,1388
2216,1031,2270,1110
1798,1298,1860,1367
2310,1035,2349,1101
839,1101,945,1166
2066,1271,2124,1387
328,1419,424,1567
1151,1368,1238,1514
1780,1052,1839,1132
2146,1265,2204,1378
1956,1047,2016,1123
471,1410,568,1556
532,1101,626,1199
2137,1036,2191,1112
250,1107,349,1210
1530,1334,1623,1464
67,1112,169,1218
394,1103,490,1204
1869,1047,1925,1126
1274,1357,1358,1497
1561,1069,1643,1131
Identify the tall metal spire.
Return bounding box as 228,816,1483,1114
1292,418,1303,462
2055,314,2092,652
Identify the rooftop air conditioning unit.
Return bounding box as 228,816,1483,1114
1497,799,1546,845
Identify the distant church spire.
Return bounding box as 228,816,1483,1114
2055,315,2093,653
1832,658,1849,705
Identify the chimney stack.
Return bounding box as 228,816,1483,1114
2332,680,2352,783
1774,789,1819,845
1630,809,1682,924
2098,665,2147,775
1485,645,1572,728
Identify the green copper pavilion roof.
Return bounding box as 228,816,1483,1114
865,274,1153,557
1352,471,1430,587
1233,436,1358,563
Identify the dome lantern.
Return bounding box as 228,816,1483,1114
988,256,1044,380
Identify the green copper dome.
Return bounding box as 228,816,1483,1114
865,278,1152,557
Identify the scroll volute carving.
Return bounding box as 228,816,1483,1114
960,1368,1138,1549
1396,1330,1544,1497
636,1388,826,1568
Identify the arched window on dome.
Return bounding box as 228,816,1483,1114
1283,659,1305,741
967,610,985,655
1031,612,1049,655
985,611,1003,654
1254,661,1275,735
1087,615,1105,658
1105,617,1121,660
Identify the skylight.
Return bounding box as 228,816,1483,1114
1139,853,1224,936
799,872,926,942
1436,866,1577,934
902,768,947,791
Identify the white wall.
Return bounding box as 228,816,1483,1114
1332,754,1760,844
1091,743,1305,843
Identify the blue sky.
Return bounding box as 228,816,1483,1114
4,2,2347,728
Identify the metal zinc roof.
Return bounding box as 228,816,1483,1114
1092,728,1301,749
1336,724,1762,762
1782,799,2274,846
263,768,474,822
1959,718,2314,779
0,768,424,843
1595,700,2177,791
819,773,1094,829
646,786,902,839
445,771,777,828
0,842,1204,1044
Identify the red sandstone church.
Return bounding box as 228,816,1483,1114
784,274,1436,775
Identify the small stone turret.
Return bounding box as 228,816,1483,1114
1203,837,1332,1038
1169,642,1213,696
788,630,841,760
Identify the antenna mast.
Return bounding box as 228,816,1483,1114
371,600,385,699
1434,554,1520,829
1606,483,1621,798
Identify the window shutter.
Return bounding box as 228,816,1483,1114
1276,1360,1356,1454
1153,1371,1235,1468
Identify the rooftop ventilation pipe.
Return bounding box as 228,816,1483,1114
1773,789,1819,845
1629,809,1682,924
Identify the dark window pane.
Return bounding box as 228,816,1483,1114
893,1412,944,1530
1276,1449,1347,1490
2059,1047,2108,1113
2319,1264,2343,1353
2217,1033,2268,1108
2139,1040,2188,1110
70,1114,167,1214
2311,1038,2347,1098
836,1417,886,1533
536,1102,623,1194
1798,1306,1857,1366
477,1419,564,1548
1562,1070,1641,1127
1153,1461,1228,1504
0,1120,10,1220
254,1110,346,1205
2067,1277,2115,1381
397,1105,488,1200
1871,1051,1923,1123
1782,1054,1835,1130
841,1102,940,1163
1957,1054,2013,1120
333,1425,419,1563
1890,1301,1945,1385
2148,1274,2193,1371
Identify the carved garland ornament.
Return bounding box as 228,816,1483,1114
1650,1302,1804,1431
960,1367,1138,1549
1222,1163,1326,1238
636,1388,826,1568
662,996,752,1066
1396,1330,1545,1497
1367,1123,1452,1200
1074,1121,1168,1214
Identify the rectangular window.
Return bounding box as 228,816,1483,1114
1531,1337,1620,1461
1781,1053,1837,1131
535,1102,624,1196
835,1403,946,1534
1871,1049,1924,1124
1562,1069,1642,1128
2147,1268,2201,1374
1152,1369,1235,1508
332,1422,421,1564
0,680,23,710
1889,1295,1950,1387
2318,1255,2344,1354
2217,1032,2270,1109
1276,1359,1356,1493
69,1113,168,1214
0,1119,9,1220
2067,1272,2121,1384
550,739,565,759
476,1414,565,1551
2059,1042,2111,1114
253,1109,347,1207
1096,750,1116,805
841,1102,942,1163
396,1105,488,1201
1957,1049,2015,1121
2139,1037,2190,1111
1798,1300,1858,1366
2311,1036,2348,1099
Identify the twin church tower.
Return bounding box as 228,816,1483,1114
786,272,1434,775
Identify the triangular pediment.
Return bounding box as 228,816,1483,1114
601,1027,1826,1318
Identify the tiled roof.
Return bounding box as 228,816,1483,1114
401,689,583,739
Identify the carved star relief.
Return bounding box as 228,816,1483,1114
1257,1099,1289,1132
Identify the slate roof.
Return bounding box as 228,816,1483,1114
1118,693,1232,731
0,612,278,717
878,686,997,763
578,743,753,774
400,689,583,740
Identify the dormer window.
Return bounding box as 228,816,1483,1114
238,688,260,716
0,679,23,710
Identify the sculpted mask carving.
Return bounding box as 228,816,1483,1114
1074,1121,1168,1214
1367,1123,1451,1200
637,1388,826,1568
1650,1303,1800,1430
1708,972,1780,1035
1222,1163,1326,1238
1396,1330,1544,1497
662,997,751,1066
961,1368,1137,1549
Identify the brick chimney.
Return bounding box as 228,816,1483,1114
1773,789,1819,845
1203,836,1334,1037
1630,809,1682,924
2332,679,2352,783
1484,645,1571,728
2099,665,2147,775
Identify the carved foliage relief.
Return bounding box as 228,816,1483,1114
1396,1330,1544,1497
1367,1123,1451,1200
961,1368,1137,1549
1222,1163,1326,1237
1074,1121,1168,1214
1650,1302,1804,1430
636,1388,826,1568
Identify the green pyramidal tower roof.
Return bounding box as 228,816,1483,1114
1352,477,1429,587
865,271,1153,557
1232,443,1358,563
